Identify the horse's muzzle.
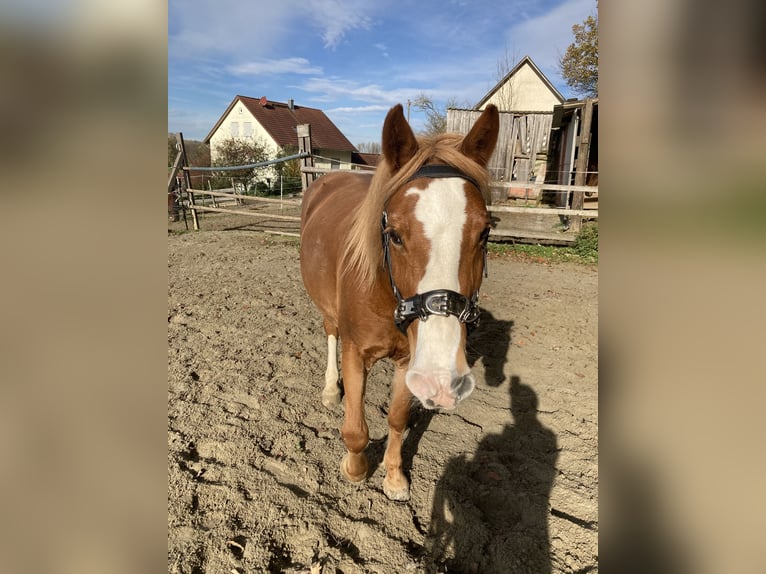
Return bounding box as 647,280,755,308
405,369,476,410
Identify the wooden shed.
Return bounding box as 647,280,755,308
543,98,599,208
447,109,553,202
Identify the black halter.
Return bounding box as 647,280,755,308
382,165,487,335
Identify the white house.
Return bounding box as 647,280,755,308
203,96,358,173
476,55,565,112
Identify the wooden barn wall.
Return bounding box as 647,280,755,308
447,109,553,184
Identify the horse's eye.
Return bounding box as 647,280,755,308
388,230,403,246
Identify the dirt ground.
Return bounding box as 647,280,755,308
168,212,598,573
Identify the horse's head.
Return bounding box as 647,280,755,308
381,104,499,410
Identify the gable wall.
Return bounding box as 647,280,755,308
479,64,562,112
209,100,279,162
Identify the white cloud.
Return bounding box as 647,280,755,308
227,58,323,76
504,0,596,74
373,43,389,58
325,104,392,114
299,77,426,106
169,0,377,57
305,0,374,48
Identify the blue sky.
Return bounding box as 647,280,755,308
168,0,596,146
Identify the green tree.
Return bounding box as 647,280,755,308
559,13,598,97
210,137,269,189
268,145,303,196
274,145,301,180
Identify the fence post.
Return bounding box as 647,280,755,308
570,98,594,233
297,124,315,190
168,150,184,222
176,132,199,230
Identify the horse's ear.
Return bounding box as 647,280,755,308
460,104,499,167
382,104,419,172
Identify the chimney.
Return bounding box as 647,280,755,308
288,98,294,110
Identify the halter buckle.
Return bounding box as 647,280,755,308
424,292,448,316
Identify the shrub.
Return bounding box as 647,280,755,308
572,221,598,261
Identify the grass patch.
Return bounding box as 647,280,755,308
488,222,598,264
571,222,598,262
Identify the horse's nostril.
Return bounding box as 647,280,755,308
423,399,436,409
451,375,476,400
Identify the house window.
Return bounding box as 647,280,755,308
243,122,253,137
230,121,239,137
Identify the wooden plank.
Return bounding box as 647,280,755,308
488,205,598,218
290,168,597,193
498,182,597,193
188,188,302,205
167,150,184,192
190,205,301,222
489,229,575,244
570,98,595,232
297,124,315,190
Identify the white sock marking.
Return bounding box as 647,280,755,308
324,334,339,387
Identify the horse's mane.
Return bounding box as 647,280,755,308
342,133,490,290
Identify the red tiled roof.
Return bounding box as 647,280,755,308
352,152,381,167
204,96,356,152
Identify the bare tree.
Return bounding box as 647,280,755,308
492,44,520,110
356,142,381,153
410,94,468,136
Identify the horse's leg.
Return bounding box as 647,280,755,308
321,318,341,408
382,361,412,501
339,340,369,482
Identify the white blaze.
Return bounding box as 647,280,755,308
406,180,466,372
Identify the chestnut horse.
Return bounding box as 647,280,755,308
299,104,499,500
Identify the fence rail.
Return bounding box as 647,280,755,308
184,204,301,222
498,182,597,193
488,205,598,218
187,188,302,206
182,152,310,172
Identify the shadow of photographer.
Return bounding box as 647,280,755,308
425,376,558,573
467,308,514,388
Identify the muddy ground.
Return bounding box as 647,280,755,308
168,211,598,573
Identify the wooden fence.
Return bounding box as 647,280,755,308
171,118,597,243
447,109,553,184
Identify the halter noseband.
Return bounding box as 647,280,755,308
382,164,487,335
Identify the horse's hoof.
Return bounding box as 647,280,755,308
382,475,410,501
341,454,368,483
321,388,341,408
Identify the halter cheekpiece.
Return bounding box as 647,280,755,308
382,164,486,334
